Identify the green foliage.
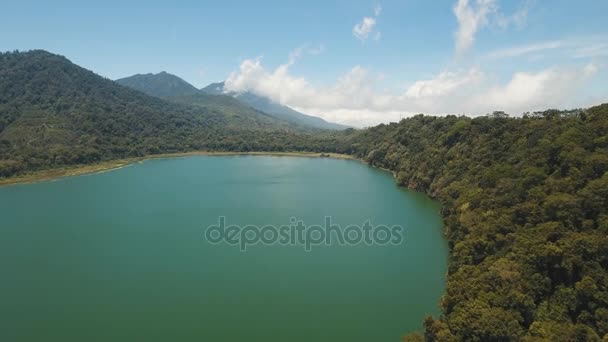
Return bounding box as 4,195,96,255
348,105,608,340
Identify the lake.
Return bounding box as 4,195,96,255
0,156,447,341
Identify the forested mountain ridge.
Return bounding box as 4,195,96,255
1,48,608,341
346,106,608,341
0,50,341,177
115,71,199,98
116,72,347,130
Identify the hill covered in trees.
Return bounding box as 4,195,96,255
1,49,607,341
116,72,348,130
115,71,199,98
0,50,341,177
346,106,608,341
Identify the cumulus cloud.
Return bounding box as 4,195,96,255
224,52,600,127
353,5,382,42
473,63,599,113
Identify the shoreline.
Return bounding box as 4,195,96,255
0,151,355,187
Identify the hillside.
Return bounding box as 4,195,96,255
118,74,349,130
116,73,347,130
115,71,199,98
0,50,341,177
347,106,608,340
168,93,291,128
202,82,350,130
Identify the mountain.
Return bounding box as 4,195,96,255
120,74,349,130
0,50,341,178
168,93,297,130
201,82,350,130
114,74,318,131
115,72,348,131
116,71,199,98
200,82,225,95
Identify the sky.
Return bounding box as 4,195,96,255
1,0,607,127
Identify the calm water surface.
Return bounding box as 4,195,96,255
0,156,447,341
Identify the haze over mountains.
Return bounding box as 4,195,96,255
117,73,349,130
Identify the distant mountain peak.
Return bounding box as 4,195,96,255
200,82,226,95
116,72,199,98
116,72,348,130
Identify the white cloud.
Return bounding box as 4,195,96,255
453,0,497,56
353,5,382,42
453,0,534,56
224,56,312,105
405,69,484,98
483,36,608,61
484,41,563,59
298,108,407,128
224,51,602,127
496,0,532,29
472,63,599,113
353,17,377,41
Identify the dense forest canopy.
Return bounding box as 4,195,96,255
1,49,608,340
347,106,608,341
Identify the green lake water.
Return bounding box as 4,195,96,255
0,156,447,341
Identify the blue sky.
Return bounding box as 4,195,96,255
1,0,607,126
